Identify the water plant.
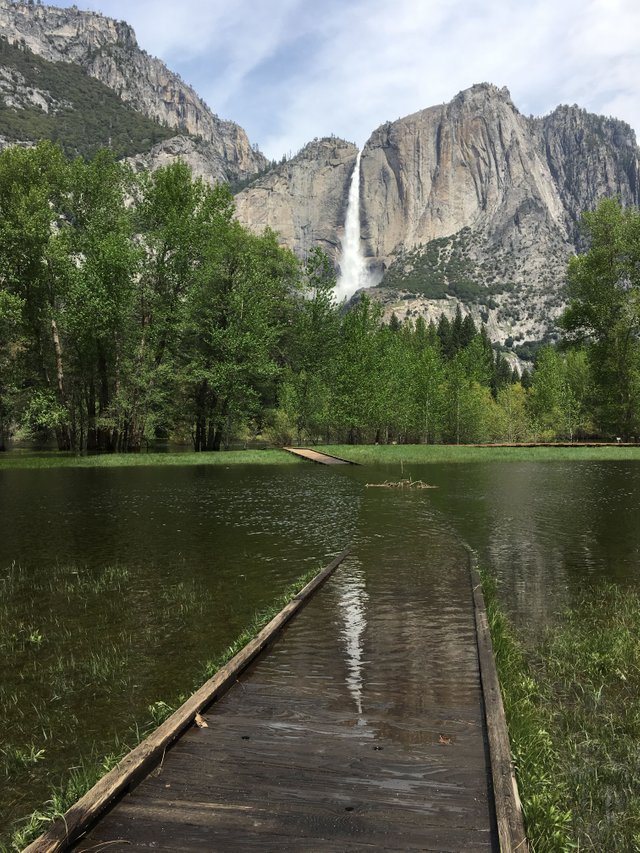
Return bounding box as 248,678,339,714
3,565,322,850
482,571,573,852
484,573,640,852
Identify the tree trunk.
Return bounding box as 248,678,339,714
97,348,113,452
193,380,209,451
51,318,72,450
87,380,98,451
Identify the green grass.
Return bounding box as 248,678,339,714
484,574,640,852
317,444,640,465
0,448,300,470
5,565,320,851
482,572,573,852
3,444,640,470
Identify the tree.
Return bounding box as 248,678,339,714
0,291,24,450
127,165,236,449
278,248,339,443
492,351,513,397
179,224,298,450
0,142,72,448
528,346,592,441
331,296,384,443
492,383,530,442
437,314,454,359
443,338,494,444
57,151,140,451
412,339,446,443
561,198,640,437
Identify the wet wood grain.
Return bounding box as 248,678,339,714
71,543,501,852
283,447,354,465
23,548,350,853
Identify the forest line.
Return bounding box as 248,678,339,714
0,142,638,451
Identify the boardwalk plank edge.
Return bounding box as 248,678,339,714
23,547,351,853
467,548,529,853
282,447,356,465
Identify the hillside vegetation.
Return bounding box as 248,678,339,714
0,37,174,158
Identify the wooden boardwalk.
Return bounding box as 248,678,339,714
283,447,354,465
29,525,525,852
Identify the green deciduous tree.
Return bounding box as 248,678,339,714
561,198,640,437
331,296,384,443
0,141,72,447
278,247,340,443
180,224,298,450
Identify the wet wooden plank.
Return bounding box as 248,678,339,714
73,542,501,853
469,553,528,853
23,548,351,853
283,447,354,465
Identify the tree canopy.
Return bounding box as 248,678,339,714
561,198,640,437
1,143,635,451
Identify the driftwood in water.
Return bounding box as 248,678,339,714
365,478,436,489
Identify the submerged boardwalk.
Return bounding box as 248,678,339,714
283,447,354,465
32,500,525,852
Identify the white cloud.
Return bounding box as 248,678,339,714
57,0,640,159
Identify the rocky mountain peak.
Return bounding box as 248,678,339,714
236,83,640,348
451,81,515,109
0,0,267,183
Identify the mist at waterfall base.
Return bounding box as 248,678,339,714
335,151,370,302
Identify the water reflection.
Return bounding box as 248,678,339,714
334,563,369,721
385,459,640,631
3,457,640,841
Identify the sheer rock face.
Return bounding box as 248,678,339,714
360,84,566,272
128,136,235,187
235,138,358,260
236,83,639,343
0,0,266,182
534,104,640,242
358,85,640,342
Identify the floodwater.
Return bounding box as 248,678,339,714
1,458,640,841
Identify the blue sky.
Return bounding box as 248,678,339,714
57,0,640,161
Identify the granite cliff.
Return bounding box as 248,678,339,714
235,138,358,260
0,0,266,182
2,2,639,347
236,84,640,346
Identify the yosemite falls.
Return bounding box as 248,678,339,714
336,151,368,301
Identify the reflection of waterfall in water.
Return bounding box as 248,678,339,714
335,151,368,302
336,568,369,722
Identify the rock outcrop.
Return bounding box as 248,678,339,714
2,1,639,346
0,0,266,182
237,83,640,345
127,135,238,187
235,138,358,260
360,85,567,273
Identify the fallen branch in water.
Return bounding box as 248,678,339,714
365,478,436,489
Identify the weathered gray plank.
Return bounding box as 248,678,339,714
23,548,351,853
469,552,528,853
283,447,354,465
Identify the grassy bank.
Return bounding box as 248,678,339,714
0,448,299,470
4,567,319,851
320,443,640,465
484,574,640,852
3,444,640,470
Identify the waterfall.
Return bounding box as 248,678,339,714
336,150,368,301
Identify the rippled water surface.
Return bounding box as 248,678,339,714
2,457,640,840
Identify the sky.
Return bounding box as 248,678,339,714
56,0,640,161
